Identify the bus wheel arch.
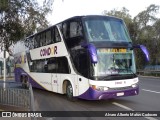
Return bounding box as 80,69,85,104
63,80,68,94
63,80,76,101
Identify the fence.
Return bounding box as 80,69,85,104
0,81,35,111
137,70,160,77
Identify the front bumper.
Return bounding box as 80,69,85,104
77,86,139,100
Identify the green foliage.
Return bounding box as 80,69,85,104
0,0,53,51
103,4,160,69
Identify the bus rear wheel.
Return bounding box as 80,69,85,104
21,76,29,89
66,82,75,101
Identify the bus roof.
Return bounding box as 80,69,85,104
26,15,123,39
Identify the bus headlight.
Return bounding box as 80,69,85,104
132,83,138,88
91,85,109,91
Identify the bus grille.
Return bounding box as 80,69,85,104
109,86,133,91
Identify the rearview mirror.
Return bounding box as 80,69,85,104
81,43,98,63
133,45,149,62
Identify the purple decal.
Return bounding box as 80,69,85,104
139,45,149,62
77,87,139,100
14,68,46,90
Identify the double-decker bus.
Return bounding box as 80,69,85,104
14,15,149,100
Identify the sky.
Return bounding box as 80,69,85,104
1,0,160,58
48,0,160,24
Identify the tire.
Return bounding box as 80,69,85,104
25,79,30,89
21,76,25,88
24,77,29,89
66,82,76,101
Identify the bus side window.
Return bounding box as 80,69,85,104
57,57,70,73
29,37,34,49
46,29,52,45
65,21,83,49
34,35,39,48
62,23,69,39
70,21,82,38
52,27,55,43
46,58,57,73
41,32,46,46
55,27,61,42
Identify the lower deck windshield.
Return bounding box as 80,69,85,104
92,48,136,80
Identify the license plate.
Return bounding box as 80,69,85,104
117,92,124,96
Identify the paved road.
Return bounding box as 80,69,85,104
32,76,160,120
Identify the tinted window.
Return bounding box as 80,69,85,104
70,21,82,38
55,27,61,42
27,55,70,74
57,57,70,73
45,58,57,73
71,49,89,77
34,35,39,48
30,37,34,49
41,32,46,46
46,30,52,45
62,23,68,39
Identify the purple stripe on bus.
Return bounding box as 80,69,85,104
77,87,139,100
14,68,46,90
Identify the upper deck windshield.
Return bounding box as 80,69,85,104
83,16,131,42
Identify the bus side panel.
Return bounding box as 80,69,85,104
77,75,90,97
14,67,47,90
29,73,53,91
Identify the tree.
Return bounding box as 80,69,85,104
133,4,160,67
134,4,159,28
0,0,53,51
103,5,160,69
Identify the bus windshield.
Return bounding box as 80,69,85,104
84,17,131,42
92,48,136,78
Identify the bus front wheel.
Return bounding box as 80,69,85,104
66,82,75,101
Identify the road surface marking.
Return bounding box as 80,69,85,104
112,102,134,111
112,102,158,120
142,89,160,94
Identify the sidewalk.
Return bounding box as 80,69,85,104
0,75,14,80
0,104,32,120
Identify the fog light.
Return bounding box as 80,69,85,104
104,87,109,91
132,84,137,88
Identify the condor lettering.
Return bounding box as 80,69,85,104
40,46,57,57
